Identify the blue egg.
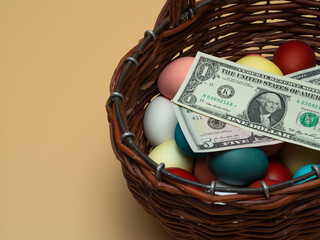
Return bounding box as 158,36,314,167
174,123,206,158
206,148,268,186
293,164,320,185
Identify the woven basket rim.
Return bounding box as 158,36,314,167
107,0,320,201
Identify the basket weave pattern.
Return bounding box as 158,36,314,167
107,0,320,239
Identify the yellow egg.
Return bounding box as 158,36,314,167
236,55,283,76
148,139,194,172
279,143,320,174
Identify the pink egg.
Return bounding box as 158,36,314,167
260,142,284,157
157,57,195,99
246,54,265,58
194,157,217,185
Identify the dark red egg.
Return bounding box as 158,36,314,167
193,157,217,185
166,167,204,191
248,179,280,200
273,40,316,75
249,179,280,188
260,142,284,157
264,158,292,182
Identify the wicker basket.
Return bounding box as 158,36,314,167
106,0,320,239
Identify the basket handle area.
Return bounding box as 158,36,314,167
169,0,195,27
156,0,196,28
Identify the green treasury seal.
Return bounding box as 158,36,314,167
299,112,319,127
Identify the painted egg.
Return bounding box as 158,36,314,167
259,142,284,157
236,55,283,76
246,54,265,58
273,40,316,75
280,143,320,175
194,157,217,185
248,179,280,188
174,123,206,158
264,158,292,182
206,148,268,186
148,139,194,172
293,164,320,184
143,96,178,146
166,167,204,191
157,57,195,99
248,179,280,200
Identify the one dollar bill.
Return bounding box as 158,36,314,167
287,65,320,84
173,65,320,153
172,52,320,151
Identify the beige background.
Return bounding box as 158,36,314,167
0,1,174,239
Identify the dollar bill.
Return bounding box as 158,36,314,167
172,51,320,151
173,65,320,153
173,104,282,153
287,66,320,85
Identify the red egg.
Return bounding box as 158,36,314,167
166,167,204,191
193,157,217,185
248,179,280,188
264,158,292,182
248,179,280,200
272,40,316,75
260,142,284,157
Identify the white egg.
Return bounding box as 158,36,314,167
143,96,178,146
